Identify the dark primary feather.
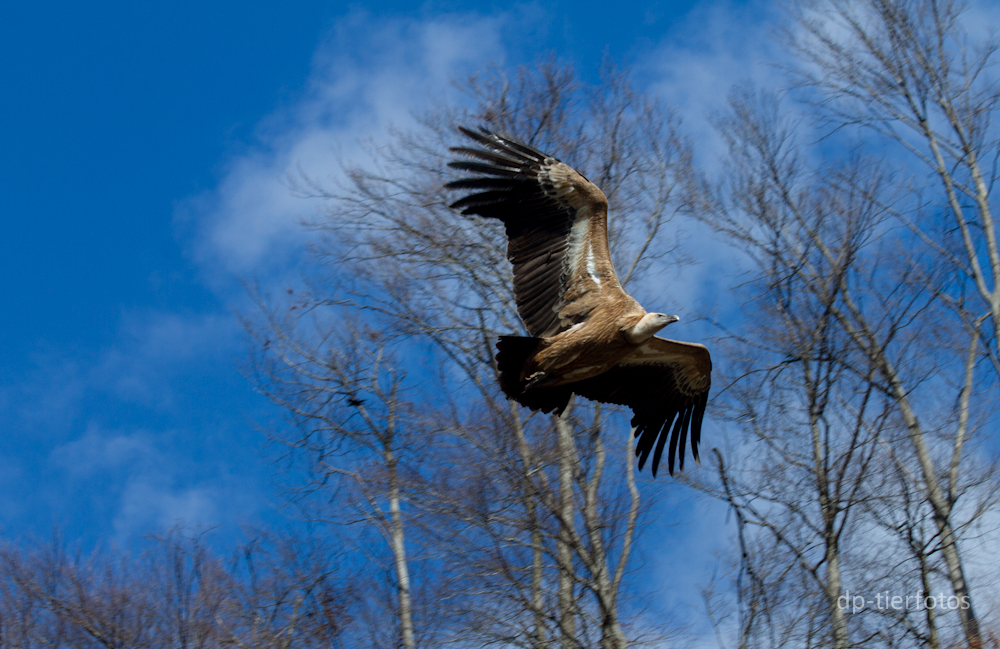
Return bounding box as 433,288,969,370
445,128,584,338
572,359,708,476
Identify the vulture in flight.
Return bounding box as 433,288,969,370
446,127,711,476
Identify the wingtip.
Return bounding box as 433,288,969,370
455,124,499,145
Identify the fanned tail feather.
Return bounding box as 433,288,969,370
495,336,573,415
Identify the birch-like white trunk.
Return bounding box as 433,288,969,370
811,413,848,649
891,384,981,648
828,274,983,647
387,450,416,649
918,546,942,649
511,402,547,648
580,425,627,649
556,411,576,649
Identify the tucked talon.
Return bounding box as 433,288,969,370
524,371,551,391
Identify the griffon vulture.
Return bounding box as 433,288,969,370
446,127,711,476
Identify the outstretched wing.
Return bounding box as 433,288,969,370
571,336,712,476
446,127,635,338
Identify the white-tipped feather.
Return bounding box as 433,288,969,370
586,244,601,288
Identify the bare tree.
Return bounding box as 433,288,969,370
0,531,350,649
692,79,999,649
254,59,697,648
791,0,1000,375
216,531,352,649
786,2,1000,645
693,89,893,648
245,307,431,649
1,534,198,648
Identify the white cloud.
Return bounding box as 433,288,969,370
114,478,221,539
646,493,734,639
643,0,788,170
90,310,238,408
48,423,266,542
6,7,515,546
50,425,155,477
7,310,240,428
183,11,506,279
0,307,264,540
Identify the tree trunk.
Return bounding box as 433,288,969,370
556,411,576,649
807,372,849,649
583,429,627,649
919,545,941,649
890,380,981,649
387,452,416,649
512,402,547,648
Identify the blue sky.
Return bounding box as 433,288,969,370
2,0,349,544
0,0,792,633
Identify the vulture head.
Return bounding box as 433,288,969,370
625,313,680,344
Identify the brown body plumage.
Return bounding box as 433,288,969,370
446,127,712,476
